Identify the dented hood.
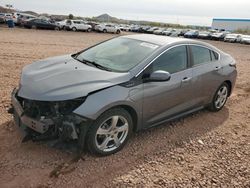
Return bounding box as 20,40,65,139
18,55,131,101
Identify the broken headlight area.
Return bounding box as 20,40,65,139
18,96,86,118
15,95,87,142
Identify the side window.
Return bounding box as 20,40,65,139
152,46,187,74
191,46,211,66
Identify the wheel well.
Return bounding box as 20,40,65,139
224,80,232,96
114,105,138,132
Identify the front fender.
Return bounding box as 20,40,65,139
73,85,141,123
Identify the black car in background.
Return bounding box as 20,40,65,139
23,18,60,30
0,13,5,23
184,30,199,38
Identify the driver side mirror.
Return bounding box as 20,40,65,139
144,70,171,82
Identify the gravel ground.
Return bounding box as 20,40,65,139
0,27,249,188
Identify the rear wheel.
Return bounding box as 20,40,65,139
208,83,229,112
116,30,121,34
103,29,107,33
87,108,133,156
55,26,60,31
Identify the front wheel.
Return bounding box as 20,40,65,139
87,28,91,32
86,108,133,156
208,83,229,112
116,30,121,34
72,27,77,32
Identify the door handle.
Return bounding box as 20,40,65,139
215,66,222,71
182,77,192,83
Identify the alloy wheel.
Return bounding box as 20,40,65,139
95,115,129,152
215,85,228,109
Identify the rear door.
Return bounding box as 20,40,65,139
44,20,53,29
73,21,79,29
76,21,83,30
110,25,116,32
80,21,87,30
142,45,196,127
34,19,43,28
106,25,111,32
189,45,222,105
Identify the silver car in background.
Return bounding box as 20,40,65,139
224,34,242,43
10,35,237,156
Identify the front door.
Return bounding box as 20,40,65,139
142,45,196,127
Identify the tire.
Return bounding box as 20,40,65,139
31,25,37,29
87,28,91,32
103,29,107,33
62,26,66,30
86,108,133,156
208,82,229,112
55,26,60,31
116,30,121,34
72,27,77,32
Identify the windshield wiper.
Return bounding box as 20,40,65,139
76,58,113,72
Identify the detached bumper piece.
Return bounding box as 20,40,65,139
10,88,87,144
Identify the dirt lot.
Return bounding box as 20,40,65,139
0,27,249,188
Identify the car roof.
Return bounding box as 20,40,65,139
122,34,194,46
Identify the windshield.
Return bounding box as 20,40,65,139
75,38,159,72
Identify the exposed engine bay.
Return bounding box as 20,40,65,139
10,88,87,144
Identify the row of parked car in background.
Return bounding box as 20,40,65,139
183,30,250,44
131,26,250,44
0,12,122,34
1,12,250,44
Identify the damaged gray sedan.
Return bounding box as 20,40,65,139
10,34,237,156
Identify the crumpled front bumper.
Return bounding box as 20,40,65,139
11,88,53,134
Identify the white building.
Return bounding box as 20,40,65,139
212,18,250,31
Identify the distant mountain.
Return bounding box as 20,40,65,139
0,6,14,13
95,14,117,22
0,6,38,16
22,11,39,16
93,13,129,24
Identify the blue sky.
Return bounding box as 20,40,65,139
1,0,250,26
